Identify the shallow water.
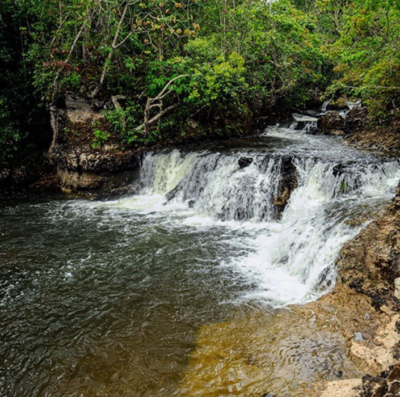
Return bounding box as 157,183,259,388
0,129,399,395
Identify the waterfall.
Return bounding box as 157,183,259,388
120,131,400,306
141,151,285,221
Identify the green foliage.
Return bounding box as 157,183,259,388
3,0,399,162
319,0,400,120
91,128,110,148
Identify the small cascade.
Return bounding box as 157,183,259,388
291,113,319,134
136,133,400,305
142,150,292,221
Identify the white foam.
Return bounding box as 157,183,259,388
98,133,400,307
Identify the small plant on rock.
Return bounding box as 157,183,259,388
91,128,110,149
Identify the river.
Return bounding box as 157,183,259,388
0,126,399,396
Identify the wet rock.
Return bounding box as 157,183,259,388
318,111,345,135
292,113,319,122
292,113,319,133
238,157,253,169
274,156,298,219
188,200,195,208
336,197,400,310
332,129,344,136
274,188,290,206
166,184,180,201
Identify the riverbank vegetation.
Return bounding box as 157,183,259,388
1,0,400,167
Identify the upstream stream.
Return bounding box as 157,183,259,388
1,126,400,396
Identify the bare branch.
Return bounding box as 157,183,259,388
51,22,85,102
157,74,190,99
135,74,190,136
135,105,178,132
114,32,133,49
90,0,130,98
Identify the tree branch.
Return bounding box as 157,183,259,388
133,74,190,136
90,0,131,98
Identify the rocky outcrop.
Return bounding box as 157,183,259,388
50,95,140,194
238,156,253,169
53,146,140,193
336,182,400,311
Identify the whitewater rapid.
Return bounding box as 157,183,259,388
107,127,400,306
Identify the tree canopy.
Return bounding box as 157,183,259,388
0,0,399,166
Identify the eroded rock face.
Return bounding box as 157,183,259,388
54,148,140,193
336,184,400,311
50,96,140,193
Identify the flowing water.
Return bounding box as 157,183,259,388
0,126,399,396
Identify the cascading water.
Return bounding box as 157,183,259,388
123,127,400,305
1,125,400,396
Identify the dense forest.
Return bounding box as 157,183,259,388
1,0,400,169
